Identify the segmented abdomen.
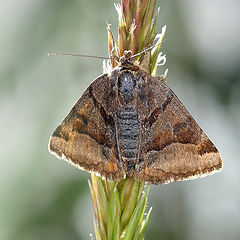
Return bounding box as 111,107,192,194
117,105,139,171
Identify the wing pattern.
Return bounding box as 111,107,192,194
49,73,125,181
135,74,222,184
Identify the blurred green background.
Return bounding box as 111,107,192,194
1,0,239,239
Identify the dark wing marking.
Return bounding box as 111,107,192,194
49,73,125,181
135,74,222,184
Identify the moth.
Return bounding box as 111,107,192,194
49,51,222,184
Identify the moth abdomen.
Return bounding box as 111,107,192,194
117,105,139,173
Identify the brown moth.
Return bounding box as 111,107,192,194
49,51,222,184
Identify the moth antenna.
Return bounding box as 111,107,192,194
47,52,110,60
130,39,167,59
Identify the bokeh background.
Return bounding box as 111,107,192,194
1,0,240,239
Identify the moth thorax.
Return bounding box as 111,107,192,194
118,71,136,103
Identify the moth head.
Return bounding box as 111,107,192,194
118,50,135,66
